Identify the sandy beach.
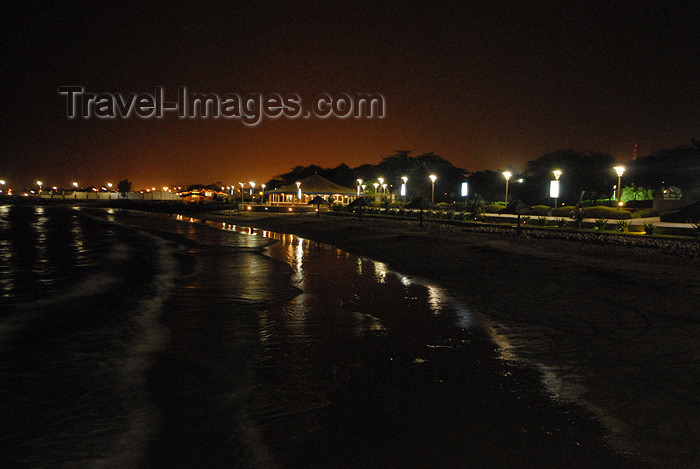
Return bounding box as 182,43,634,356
193,210,700,468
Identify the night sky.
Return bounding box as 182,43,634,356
3,1,699,190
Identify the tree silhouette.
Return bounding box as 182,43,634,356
117,179,132,193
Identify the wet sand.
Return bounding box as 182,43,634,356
196,211,700,468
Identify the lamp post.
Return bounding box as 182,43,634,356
373,182,379,197
37,180,43,194
249,181,256,203
502,171,512,204
429,174,437,203
296,181,301,203
357,179,363,196
552,170,561,208
261,184,265,204
613,166,625,203
239,182,244,205
401,176,408,203
378,178,384,195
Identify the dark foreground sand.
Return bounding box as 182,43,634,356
200,211,699,467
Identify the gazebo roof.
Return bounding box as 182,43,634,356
268,173,356,195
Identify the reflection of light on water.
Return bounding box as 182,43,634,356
71,212,86,264
397,274,412,287
488,324,519,362
295,239,304,273
426,284,445,313
374,261,389,283
0,205,14,295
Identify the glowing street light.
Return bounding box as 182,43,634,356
373,182,379,196
357,179,363,196
429,174,437,203
36,181,43,194
401,176,408,202
296,181,302,203
551,169,562,208
502,171,512,204
261,183,266,204
239,182,244,204
613,166,625,202
249,181,256,201
73,182,78,188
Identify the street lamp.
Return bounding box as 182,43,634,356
373,182,379,196
357,179,363,196
401,176,408,203
37,181,43,193
261,184,266,204
239,182,244,205
429,174,437,203
249,181,256,203
381,183,387,196
613,166,625,202
296,181,301,203
502,171,512,204
552,170,562,208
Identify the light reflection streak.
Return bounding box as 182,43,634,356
374,261,389,283
169,215,476,334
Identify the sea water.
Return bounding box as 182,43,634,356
0,206,633,468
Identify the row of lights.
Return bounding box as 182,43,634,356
0,180,185,195
353,165,627,206
355,175,440,203
502,166,626,205
2,166,628,204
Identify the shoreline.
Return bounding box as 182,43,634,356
194,211,699,467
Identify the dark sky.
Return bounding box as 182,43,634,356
3,1,699,189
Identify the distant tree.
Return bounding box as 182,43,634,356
355,151,468,201
266,151,468,202
468,170,504,202
629,141,700,196
117,179,132,193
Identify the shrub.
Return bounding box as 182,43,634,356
552,205,576,217
631,208,660,218
584,206,631,219
483,204,504,213
642,222,656,235
530,205,550,216
535,216,548,226
616,220,631,232
521,216,531,224
553,217,567,227
594,218,609,230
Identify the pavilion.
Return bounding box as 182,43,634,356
267,173,357,205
